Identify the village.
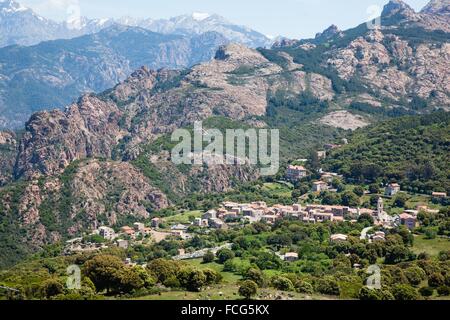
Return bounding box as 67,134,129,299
63,152,447,265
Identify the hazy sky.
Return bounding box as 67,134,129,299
19,0,431,39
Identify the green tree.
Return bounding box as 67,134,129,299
354,186,365,197
178,268,207,292
40,279,64,299
428,272,445,288
272,276,294,291
404,267,426,287
118,267,145,293
216,248,235,264
419,286,434,298
341,191,360,207
83,255,125,294
394,194,408,208
202,251,215,264
203,268,222,285
315,276,340,296
392,284,419,300
295,280,314,294
146,258,180,284
244,268,265,287
369,184,380,194
239,280,258,300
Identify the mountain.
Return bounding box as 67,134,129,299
0,1,270,48
421,0,450,15
0,0,65,47
0,26,229,129
115,13,271,48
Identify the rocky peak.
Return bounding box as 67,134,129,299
381,0,417,19
271,37,298,49
421,0,450,15
315,24,342,40
214,43,268,65
0,0,29,13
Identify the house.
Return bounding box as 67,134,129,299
171,224,189,231
330,234,348,243
209,218,227,229
286,165,308,181
372,231,386,242
121,226,136,237
432,192,447,199
385,183,401,196
261,215,279,224
312,181,328,192
202,210,217,220
171,230,185,237
317,151,327,160
324,144,342,151
321,173,334,183
117,240,129,249
399,213,417,230
312,212,333,222
99,226,116,241
284,252,299,262
151,218,161,228
133,222,145,233
194,218,209,227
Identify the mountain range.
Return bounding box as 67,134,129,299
0,0,449,267
0,0,271,48
0,26,229,129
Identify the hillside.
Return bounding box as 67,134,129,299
324,112,450,194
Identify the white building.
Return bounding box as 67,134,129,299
99,226,116,241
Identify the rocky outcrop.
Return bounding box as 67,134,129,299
0,131,16,186
1,158,169,250
15,95,127,178
326,29,450,105
319,111,369,130
315,25,343,40
14,43,336,179
421,0,450,16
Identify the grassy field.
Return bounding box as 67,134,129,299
164,210,202,225
262,183,293,198
135,258,339,301
412,235,450,257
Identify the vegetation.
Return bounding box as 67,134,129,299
324,112,450,194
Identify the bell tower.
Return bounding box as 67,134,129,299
377,197,384,220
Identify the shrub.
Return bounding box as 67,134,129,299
437,286,450,296
202,251,215,264
392,284,419,300
239,280,258,300
216,249,235,264
295,280,314,294
419,286,434,297
315,277,340,296
272,276,294,292
40,279,65,299
428,272,445,288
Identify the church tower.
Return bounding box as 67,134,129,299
377,197,384,220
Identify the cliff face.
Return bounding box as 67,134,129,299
326,29,450,106
0,131,16,186
14,44,334,179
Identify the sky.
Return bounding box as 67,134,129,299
19,0,431,39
